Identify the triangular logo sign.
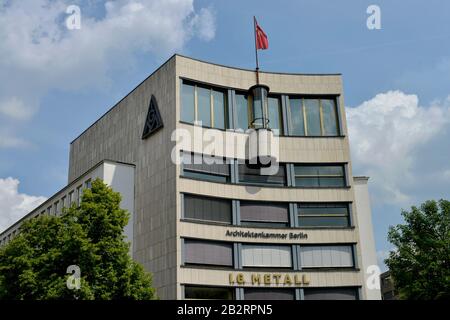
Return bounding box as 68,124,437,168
142,94,163,139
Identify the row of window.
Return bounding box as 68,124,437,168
181,152,348,188
182,239,356,270
40,179,92,217
183,194,352,228
0,179,92,246
181,80,341,136
184,286,360,300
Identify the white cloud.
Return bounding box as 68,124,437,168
347,90,450,204
0,177,47,233
0,0,216,147
0,97,35,121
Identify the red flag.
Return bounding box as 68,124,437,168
255,20,268,50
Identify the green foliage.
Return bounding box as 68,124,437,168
0,179,156,300
386,199,450,300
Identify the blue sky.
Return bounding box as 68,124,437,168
1,0,449,269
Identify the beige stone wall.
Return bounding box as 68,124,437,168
179,268,361,289
174,55,365,299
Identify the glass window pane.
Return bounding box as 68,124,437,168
242,244,292,268
294,166,320,176
244,288,295,300
184,239,233,267
288,98,305,135
319,177,346,187
318,166,343,176
268,97,282,134
185,286,234,300
235,94,249,130
304,287,358,300
299,205,348,216
304,99,321,136
240,202,289,223
239,164,286,186
181,83,195,123
213,90,226,129
197,86,211,127
184,194,232,224
295,177,319,187
298,216,349,227
322,99,338,136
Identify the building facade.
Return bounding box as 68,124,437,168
380,271,398,300
0,55,381,300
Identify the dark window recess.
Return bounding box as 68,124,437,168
182,152,230,183
240,201,289,227
244,288,295,300
303,287,359,300
184,239,233,267
298,203,350,227
238,163,286,186
184,286,234,300
294,165,346,187
184,194,232,224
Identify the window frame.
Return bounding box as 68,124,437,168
239,201,290,228
181,80,228,130
181,151,231,183
237,162,287,187
293,164,347,188
183,193,233,225
297,202,351,228
299,244,356,269
183,238,234,268
287,96,340,137
241,243,293,269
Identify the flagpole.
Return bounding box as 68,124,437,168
253,16,260,84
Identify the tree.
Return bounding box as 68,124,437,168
0,179,156,300
386,199,450,300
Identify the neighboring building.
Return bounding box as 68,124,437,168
0,54,381,300
380,271,398,300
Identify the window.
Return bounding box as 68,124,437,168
267,97,283,134
181,82,195,123
235,93,250,130
298,203,350,227
240,201,289,227
68,191,74,205
54,201,59,215
288,98,305,135
321,99,339,135
304,99,321,135
181,81,228,129
61,196,66,209
241,244,292,268
303,287,359,300
294,164,346,187
288,97,339,136
47,206,51,215
244,288,295,300
300,245,354,268
77,185,82,206
238,163,286,186
184,286,234,300
182,152,230,183
184,239,233,267
184,194,232,224
85,179,92,189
